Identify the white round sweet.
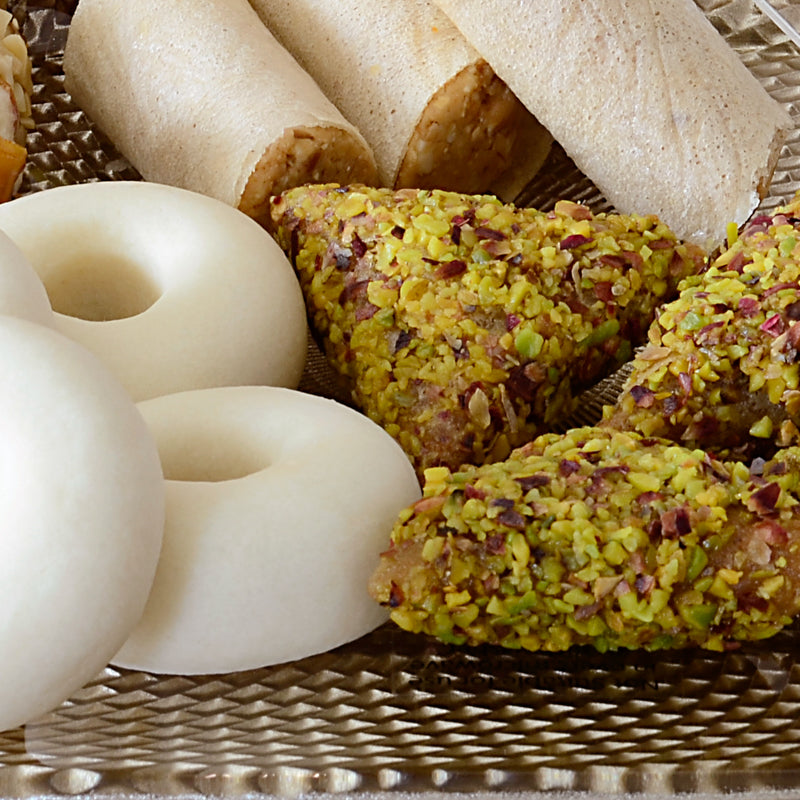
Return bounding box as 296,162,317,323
0,316,165,732
0,181,308,401
0,227,53,327
114,385,421,675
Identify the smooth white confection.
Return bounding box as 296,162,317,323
0,228,53,326
0,316,165,732
0,181,308,401
114,386,422,675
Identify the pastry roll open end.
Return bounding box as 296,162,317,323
62,0,378,225
238,124,378,227
432,0,793,245
247,0,551,202
396,58,552,200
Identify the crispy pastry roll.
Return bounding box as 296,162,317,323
0,5,32,201
268,184,705,476
247,0,551,200
432,0,792,245
605,193,800,461
369,427,800,653
62,0,377,227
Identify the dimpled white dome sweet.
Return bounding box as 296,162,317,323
0,227,53,327
0,315,165,732
113,385,422,675
0,181,308,401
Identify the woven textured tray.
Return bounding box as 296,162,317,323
4,1,800,797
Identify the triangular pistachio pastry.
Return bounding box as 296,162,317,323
269,184,705,476
604,192,800,461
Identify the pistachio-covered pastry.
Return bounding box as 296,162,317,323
369,427,800,653
605,192,800,461
269,183,705,476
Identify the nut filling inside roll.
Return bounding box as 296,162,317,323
397,59,533,194
239,125,379,226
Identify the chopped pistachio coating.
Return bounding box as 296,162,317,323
605,193,800,460
269,184,704,475
369,427,800,653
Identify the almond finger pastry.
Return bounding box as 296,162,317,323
0,3,32,202
269,184,705,477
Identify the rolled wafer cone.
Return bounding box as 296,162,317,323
247,0,552,201
63,0,378,226
432,0,793,245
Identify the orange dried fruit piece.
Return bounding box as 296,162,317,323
0,137,26,202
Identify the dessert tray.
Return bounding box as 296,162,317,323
4,1,800,798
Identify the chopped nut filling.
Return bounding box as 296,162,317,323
396,59,529,193
240,127,378,228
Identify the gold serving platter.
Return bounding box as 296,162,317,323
4,1,800,797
